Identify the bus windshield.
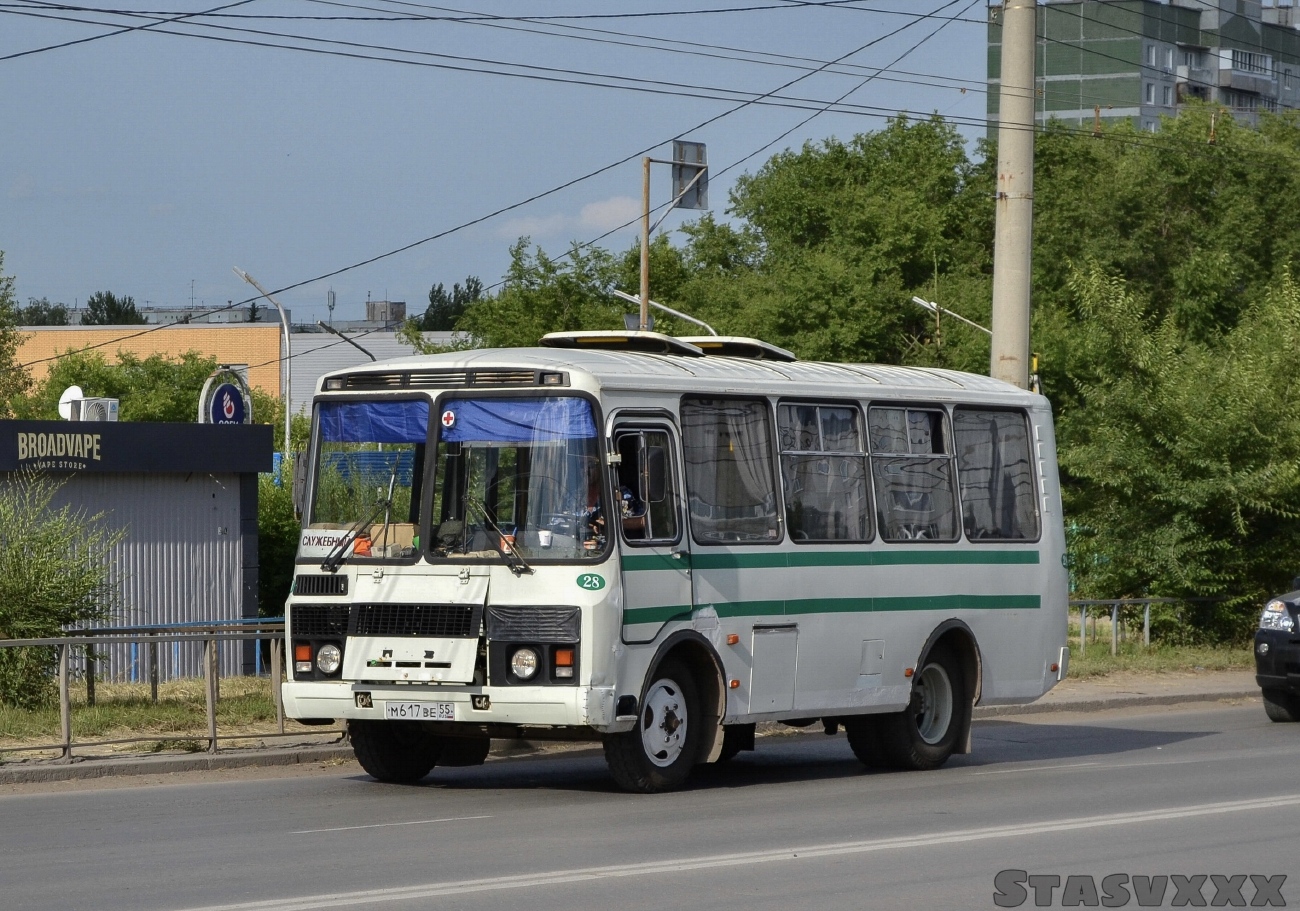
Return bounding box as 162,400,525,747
430,396,606,561
308,398,428,559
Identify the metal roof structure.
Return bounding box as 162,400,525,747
316,340,1035,404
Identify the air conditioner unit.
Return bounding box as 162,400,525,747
71,397,119,422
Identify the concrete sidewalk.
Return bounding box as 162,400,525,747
0,670,1262,786
973,669,1258,718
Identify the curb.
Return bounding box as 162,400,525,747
973,689,1259,719
0,744,355,785
1,689,1262,785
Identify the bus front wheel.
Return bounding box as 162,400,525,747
603,659,703,793
350,720,441,783
877,645,968,771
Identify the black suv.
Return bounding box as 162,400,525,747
1255,582,1300,722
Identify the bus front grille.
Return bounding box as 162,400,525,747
291,604,351,637
294,574,348,596
351,603,478,638
487,605,580,642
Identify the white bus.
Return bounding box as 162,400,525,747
282,332,1069,792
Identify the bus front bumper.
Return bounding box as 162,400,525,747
282,681,625,732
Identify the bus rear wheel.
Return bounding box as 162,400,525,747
603,659,703,793
350,720,441,783
845,716,888,768
878,645,968,771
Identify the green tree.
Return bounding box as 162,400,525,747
1058,262,1300,639
0,252,34,415
0,472,122,709
420,277,484,331
18,297,69,326
81,291,147,325
14,350,218,422
455,240,627,348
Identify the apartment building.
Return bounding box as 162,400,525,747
988,0,1300,132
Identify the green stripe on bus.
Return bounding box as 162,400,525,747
621,549,1038,573
620,553,688,572
621,593,1040,626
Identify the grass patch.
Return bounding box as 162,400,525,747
0,676,332,755
1067,641,1252,678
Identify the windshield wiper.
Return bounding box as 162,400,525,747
467,499,534,577
321,468,398,574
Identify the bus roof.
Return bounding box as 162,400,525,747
316,344,1039,403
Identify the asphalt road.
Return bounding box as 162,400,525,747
5,701,1296,911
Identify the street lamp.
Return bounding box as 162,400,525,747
233,268,292,456
910,296,992,336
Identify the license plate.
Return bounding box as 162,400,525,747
384,701,455,721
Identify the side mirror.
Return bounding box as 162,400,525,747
646,446,668,503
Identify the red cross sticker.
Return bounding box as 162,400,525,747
441,410,456,428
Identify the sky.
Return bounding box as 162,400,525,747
1,0,990,325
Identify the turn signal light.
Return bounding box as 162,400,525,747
726,634,739,645
294,643,312,662
555,648,574,667
729,679,740,689
904,667,915,678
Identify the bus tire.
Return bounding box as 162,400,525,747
878,645,968,771
1263,689,1300,723
844,716,888,768
602,659,702,793
438,736,492,766
350,720,441,783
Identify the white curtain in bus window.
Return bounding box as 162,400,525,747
778,403,871,542
953,408,1039,540
868,407,959,542
681,397,780,543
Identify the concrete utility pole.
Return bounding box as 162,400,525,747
990,1,1036,390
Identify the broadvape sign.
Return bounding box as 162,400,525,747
0,421,273,474
15,429,104,471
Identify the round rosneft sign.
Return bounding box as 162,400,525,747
209,383,247,425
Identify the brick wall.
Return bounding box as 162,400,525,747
17,324,284,395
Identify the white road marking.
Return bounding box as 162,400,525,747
292,815,491,834
971,744,1300,776
973,760,1100,775
177,794,1300,911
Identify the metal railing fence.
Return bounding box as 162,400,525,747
1069,598,1242,656
0,620,344,762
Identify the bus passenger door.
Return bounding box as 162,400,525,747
613,422,693,644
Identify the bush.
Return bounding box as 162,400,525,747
258,458,299,618
0,472,122,709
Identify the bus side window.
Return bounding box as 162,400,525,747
777,402,872,543
868,406,960,543
681,397,781,544
953,408,1039,541
614,429,679,544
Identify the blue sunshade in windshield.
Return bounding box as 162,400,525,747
318,400,430,443
439,397,595,443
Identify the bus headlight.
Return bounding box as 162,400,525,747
1260,600,1295,633
316,643,342,675
511,647,539,680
